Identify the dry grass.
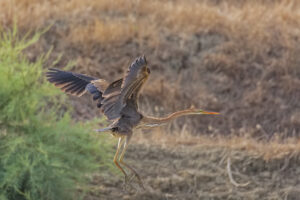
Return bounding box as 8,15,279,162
5,0,298,78
3,0,300,46
3,0,300,77
67,18,158,45
68,18,137,44
133,128,300,161
96,129,300,199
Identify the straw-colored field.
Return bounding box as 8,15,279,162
1,0,300,199
86,136,300,200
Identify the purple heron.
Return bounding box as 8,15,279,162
46,56,219,189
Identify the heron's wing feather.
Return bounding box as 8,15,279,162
100,56,149,120
127,81,145,109
124,56,149,109
46,68,99,96
121,56,148,100
46,68,107,108
91,79,109,93
103,79,123,96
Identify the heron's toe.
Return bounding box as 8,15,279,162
132,173,145,190
122,175,134,191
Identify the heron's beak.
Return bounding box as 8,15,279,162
197,110,220,115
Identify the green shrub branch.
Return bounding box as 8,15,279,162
0,27,112,200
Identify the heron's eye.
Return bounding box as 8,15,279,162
147,68,150,74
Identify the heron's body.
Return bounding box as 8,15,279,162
46,56,219,189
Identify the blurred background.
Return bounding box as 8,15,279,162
0,0,300,200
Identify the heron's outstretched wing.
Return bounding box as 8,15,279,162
123,56,150,109
46,68,109,107
46,68,97,96
100,56,150,120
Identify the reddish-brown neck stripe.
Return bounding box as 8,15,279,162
140,109,219,127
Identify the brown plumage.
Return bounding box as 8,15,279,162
46,56,219,189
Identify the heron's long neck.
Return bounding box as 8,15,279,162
141,109,198,126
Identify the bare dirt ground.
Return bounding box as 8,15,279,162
85,137,300,200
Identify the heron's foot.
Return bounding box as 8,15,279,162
124,174,130,185
122,175,136,191
128,171,145,190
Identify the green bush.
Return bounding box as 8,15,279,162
0,27,112,200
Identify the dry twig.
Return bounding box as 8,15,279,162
227,157,250,187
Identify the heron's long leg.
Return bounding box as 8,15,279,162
114,137,127,178
119,135,145,189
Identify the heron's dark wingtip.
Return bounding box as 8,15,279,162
46,68,60,77
46,68,59,73
129,55,148,71
135,55,147,66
